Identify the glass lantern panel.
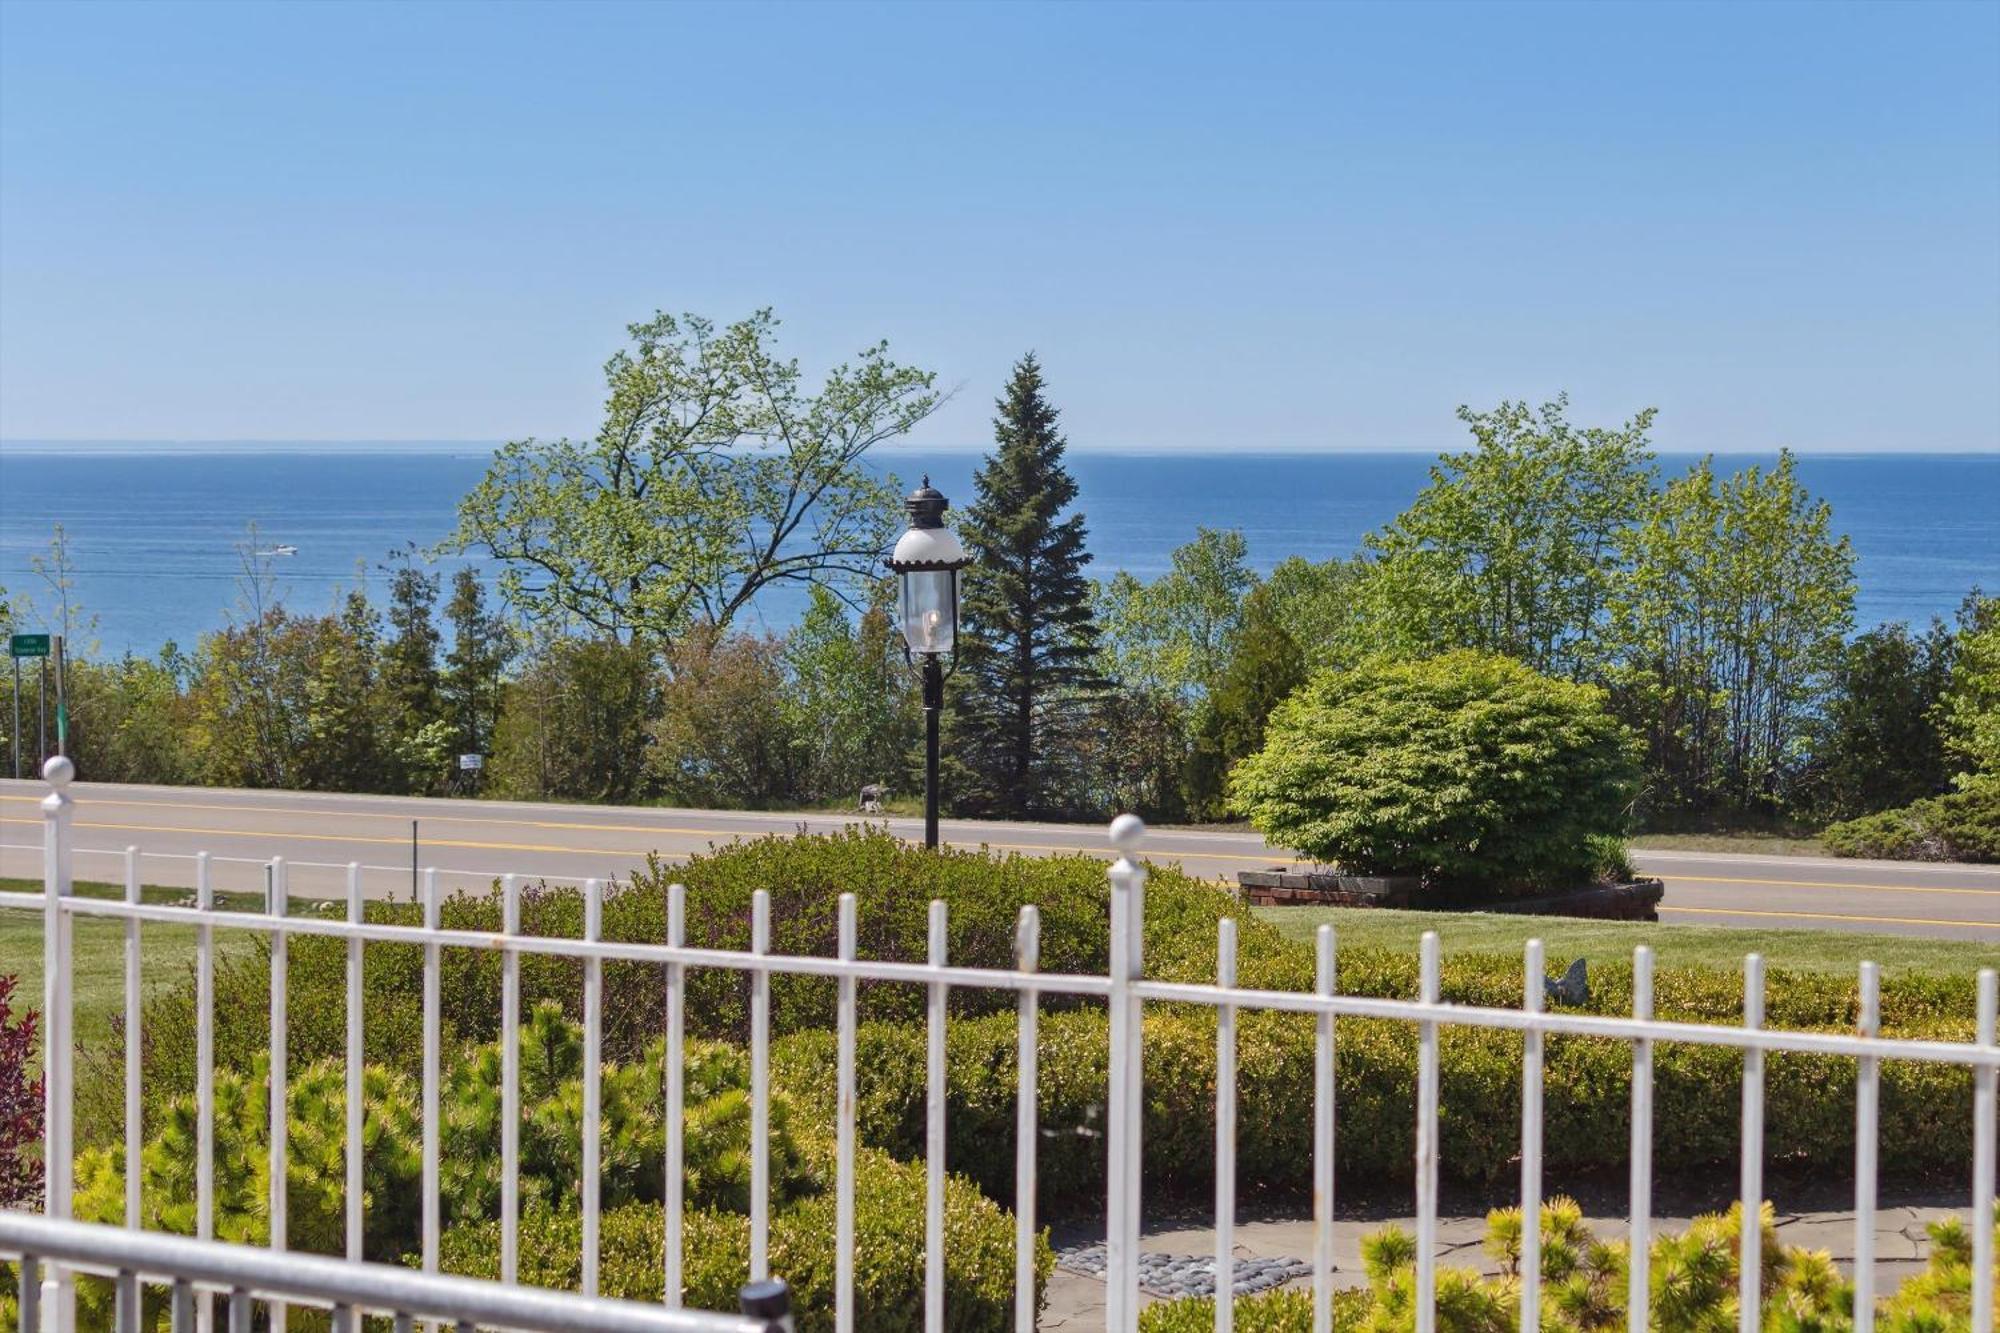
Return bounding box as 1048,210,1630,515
899,568,956,654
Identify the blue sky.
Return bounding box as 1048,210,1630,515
1,0,1995,453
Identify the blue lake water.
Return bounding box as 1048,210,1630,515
1,448,1995,656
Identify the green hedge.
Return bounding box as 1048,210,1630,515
437,1143,1052,1333
81,827,1986,1198
94,828,1307,1132
773,1004,1978,1209
1823,780,2000,863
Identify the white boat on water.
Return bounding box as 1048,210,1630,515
255,544,299,557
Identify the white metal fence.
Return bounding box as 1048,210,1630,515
0,1212,791,1333
9,759,2000,1333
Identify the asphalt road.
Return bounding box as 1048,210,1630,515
3,779,1998,942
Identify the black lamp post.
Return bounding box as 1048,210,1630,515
886,477,971,850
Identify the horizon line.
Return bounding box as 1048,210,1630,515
5,438,1999,459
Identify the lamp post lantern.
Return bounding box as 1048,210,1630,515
886,477,972,850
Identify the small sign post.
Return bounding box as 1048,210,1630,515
53,634,66,756
9,633,52,778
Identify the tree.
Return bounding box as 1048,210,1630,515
1608,453,1855,818
382,550,443,724
648,628,799,810
1228,651,1639,893
486,637,657,804
1073,686,1194,823
381,550,445,790
442,568,511,768
1793,618,1956,823
947,354,1105,817
1184,586,1307,819
1360,396,1656,678
26,522,100,654
66,652,196,785
1096,527,1257,700
781,585,914,805
1258,555,1366,662
187,600,389,792
1939,592,2000,784
447,309,940,645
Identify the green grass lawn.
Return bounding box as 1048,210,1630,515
1253,904,1998,976
0,879,272,1072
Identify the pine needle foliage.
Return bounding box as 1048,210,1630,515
948,354,1105,817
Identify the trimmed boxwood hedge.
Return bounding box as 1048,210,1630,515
772,1005,1978,1208
85,827,1986,1198
96,828,1309,1129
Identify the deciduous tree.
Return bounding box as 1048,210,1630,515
782,585,913,805
1940,592,1999,783
1096,527,1256,701
1360,396,1656,678
487,637,657,804
448,310,940,645
1608,452,1854,817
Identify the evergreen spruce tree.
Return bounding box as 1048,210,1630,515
1183,586,1307,818
442,568,511,766
947,354,1104,816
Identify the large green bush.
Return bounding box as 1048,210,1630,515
1823,777,2000,863
1228,652,1640,893
98,827,1305,1127
90,826,1982,1197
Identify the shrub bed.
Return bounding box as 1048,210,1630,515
81,828,1986,1200
65,1004,1045,1332
1137,1200,1995,1333
1823,780,2000,863
774,1005,1977,1209
98,828,1307,1128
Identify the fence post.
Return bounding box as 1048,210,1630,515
741,1278,794,1333
1105,814,1147,1333
40,754,76,1333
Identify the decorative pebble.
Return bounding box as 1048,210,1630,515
1054,1244,1315,1297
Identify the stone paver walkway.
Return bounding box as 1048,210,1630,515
1039,1194,1966,1330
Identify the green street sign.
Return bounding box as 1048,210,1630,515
9,634,50,659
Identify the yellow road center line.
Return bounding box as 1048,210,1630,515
1667,874,2000,899
1660,904,2000,932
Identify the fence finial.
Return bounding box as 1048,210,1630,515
42,753,74,788
1108,813,1146,853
